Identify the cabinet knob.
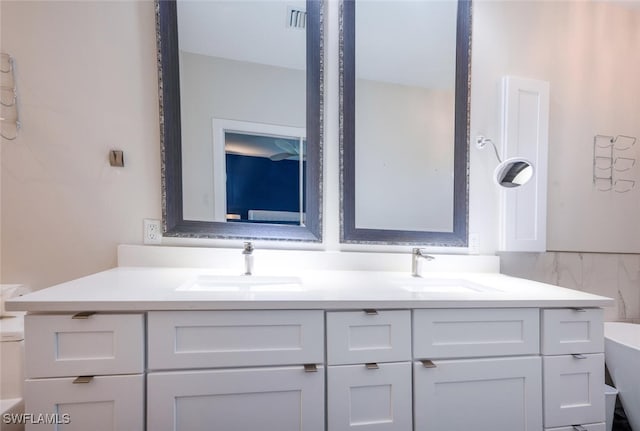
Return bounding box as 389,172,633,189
421,360,437,368
572,425,587,431
72,311,96,319
365,363,379,370
572,354,587,360
303,364,318,373
570,307,587,312
363,309,378,315
73,376,94,384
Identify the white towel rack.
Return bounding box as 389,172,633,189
592,134,636,193
1,52,21,141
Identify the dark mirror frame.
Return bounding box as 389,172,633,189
339,0,471,246
156,0,323,241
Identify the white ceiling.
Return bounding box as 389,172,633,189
177,0,307,71
177,0,459,89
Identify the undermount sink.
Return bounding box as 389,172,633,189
177,275,303,292
396,278,498,293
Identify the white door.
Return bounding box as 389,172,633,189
543,354,605,428
414,356,542,431
327,362,412,431
24,374,144,431
147,365,325,431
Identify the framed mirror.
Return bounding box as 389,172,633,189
340,0,471,245
156,0,323,241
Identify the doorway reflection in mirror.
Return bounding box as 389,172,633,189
223,131,306,226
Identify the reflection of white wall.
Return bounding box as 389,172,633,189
355,79,454,232
179,53,305,221
355,0,456,89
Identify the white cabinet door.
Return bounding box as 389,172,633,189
545,424,605,431
327,362,412,431
541,308,604,355
24,374,144,431
148,310,324,369
148,366,325,431
543,354,605,428
414,356,542,431
25,314,144,378
326,310,411,365
499,76,549,252
413,308,540,359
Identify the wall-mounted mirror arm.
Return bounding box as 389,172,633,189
476,135,534,188
475,135,502,163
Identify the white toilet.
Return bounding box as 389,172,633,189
1,285,27,431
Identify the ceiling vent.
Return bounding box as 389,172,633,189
287,6,307,29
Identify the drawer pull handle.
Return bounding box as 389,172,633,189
363,309,378,315
365,363,379,370
572,425,587,431
570,307,587,312
572,354,587,359
421,360,437,368
73,376,94,384
304,364,318,373
72,311,96,319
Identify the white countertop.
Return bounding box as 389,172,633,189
6,267,614,312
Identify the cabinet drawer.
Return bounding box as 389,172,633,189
326,310,411,365
328,362,412,431
25,314,144,378
545,424,605,431
24,374,144,431
414,356,542,431
541,308,604,355
147,366,324,431
543,354,605,428
413,308,540,359
148,310,324,369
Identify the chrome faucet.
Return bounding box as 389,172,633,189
242,242,254,275
411,248,434,277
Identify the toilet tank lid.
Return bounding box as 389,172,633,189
0,312,25,341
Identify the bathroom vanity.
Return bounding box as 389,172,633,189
8,267,612,431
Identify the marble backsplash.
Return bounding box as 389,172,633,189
500,252,640,323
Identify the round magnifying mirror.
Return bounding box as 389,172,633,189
494,158,534,188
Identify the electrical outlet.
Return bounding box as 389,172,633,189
143,219,162,245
